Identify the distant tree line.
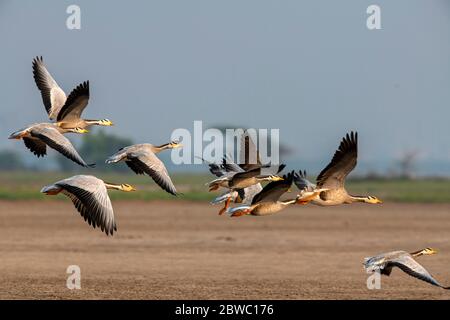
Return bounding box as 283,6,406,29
0,150,26,170
0,130,133,172
0,129,422,178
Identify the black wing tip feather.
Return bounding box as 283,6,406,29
30,153,46,158
32,55,55,114
32,55,44,65
161,183,178,196
208,163,222,177
62,185,116,236
67,80,90,99
341,131,358,150
163,183,178,196
23,137,47,158
74,80,90,94
283,171,294,182
32,56,47,84
99,223,116,236
392,261,444,289
277,164,286,173
105,228,115,236
127,158,178,195
336,130,358,156
295,170,307,178
126,160,146,175
159,182,179,196
32,56,45,77
316,130,358,184
33,131,90,168
56,80,90,121
251,171,293,205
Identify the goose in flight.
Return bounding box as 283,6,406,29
8,123,94,167
226,171,325,217
207,129,285,211
208,155,263,215
364,248,450,289
206,130,264,215
32,56,113,131
41,175,136,235
207,164,285,192
106,141,182,195
293,131,382,206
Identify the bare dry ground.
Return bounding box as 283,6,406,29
1,200,450,299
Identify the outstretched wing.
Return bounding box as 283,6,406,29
389,255,449,289
251,172,293,204
208,155,243,177
32,56,67,120
222,155,244,173
56,176,116,235
293,170,316,192
208,161,225,177
316,131,358,189
127,151,178,195
30,125,93,168
23,137,47,158
125,160,146,175
56,81,90,122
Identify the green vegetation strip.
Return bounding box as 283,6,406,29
1,172,450,203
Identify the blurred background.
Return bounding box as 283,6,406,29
0,0,449,202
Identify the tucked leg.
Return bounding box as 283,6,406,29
218,197,232,215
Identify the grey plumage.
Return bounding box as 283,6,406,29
293,132,381,205
32,56,67,120
9,123,93,167
364,249,450,289
207,155,262,205
106,143,178,195
293,170,316,192
41,175,116,235
227,172,300,217
32,57,111,131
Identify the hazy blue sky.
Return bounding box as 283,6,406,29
1,1,449,174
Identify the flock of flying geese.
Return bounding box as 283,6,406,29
7,57,449,291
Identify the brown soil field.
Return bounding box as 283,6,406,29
1,200,450,299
